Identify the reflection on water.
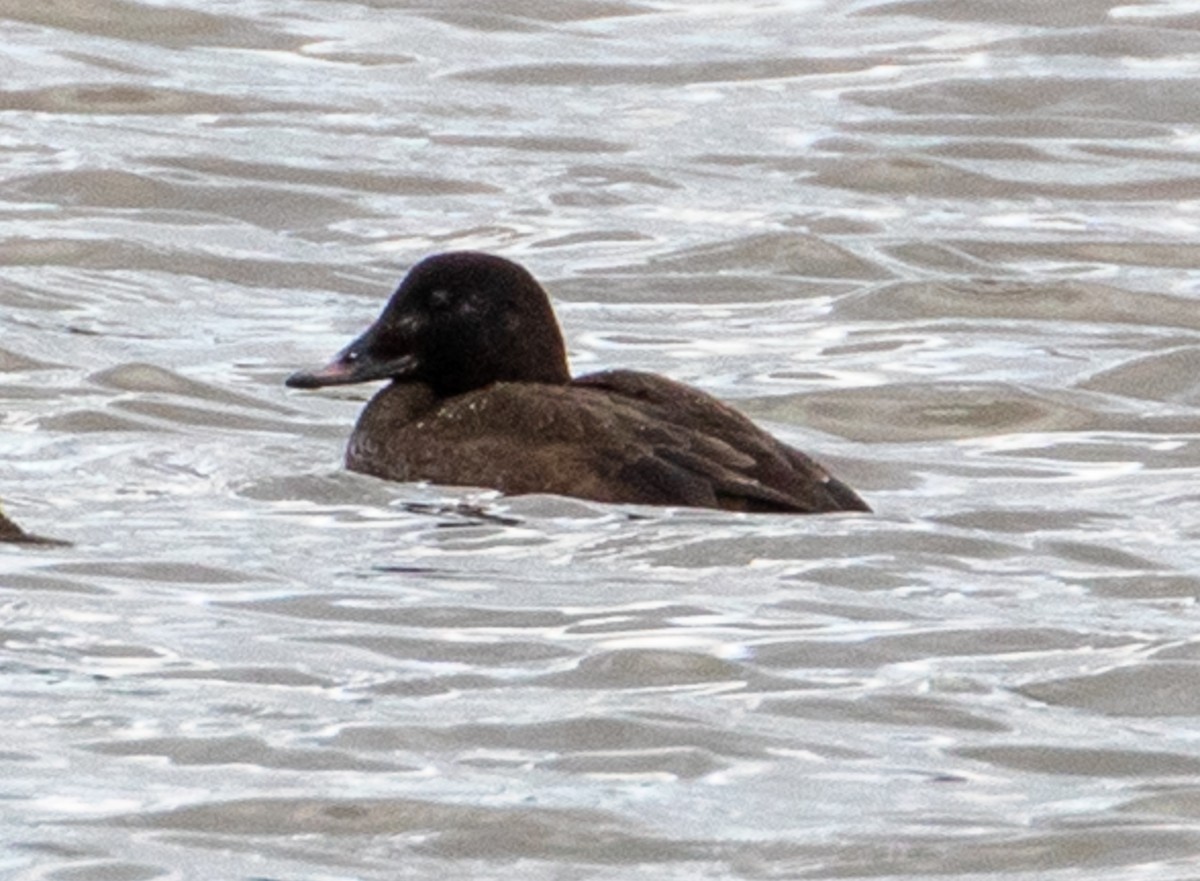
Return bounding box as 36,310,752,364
4,1,1200,879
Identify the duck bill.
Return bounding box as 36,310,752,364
286,331,418,390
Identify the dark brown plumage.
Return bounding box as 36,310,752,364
0,505,67,546
287,252,869,514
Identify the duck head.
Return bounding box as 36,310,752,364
286,252,571,398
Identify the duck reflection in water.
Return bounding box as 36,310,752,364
287,252,869,515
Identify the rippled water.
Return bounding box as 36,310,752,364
5,1,1200,878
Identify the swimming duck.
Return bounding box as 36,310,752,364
286,252,869,514
0,503,67,546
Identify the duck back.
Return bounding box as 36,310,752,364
345,370,869,514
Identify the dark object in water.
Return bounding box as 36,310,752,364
288,251,869,514
0,505,67,546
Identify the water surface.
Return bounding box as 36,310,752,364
4,1,1200,879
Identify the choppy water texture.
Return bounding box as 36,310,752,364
4,1,1200,879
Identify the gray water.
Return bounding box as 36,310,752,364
5,1,1200,878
